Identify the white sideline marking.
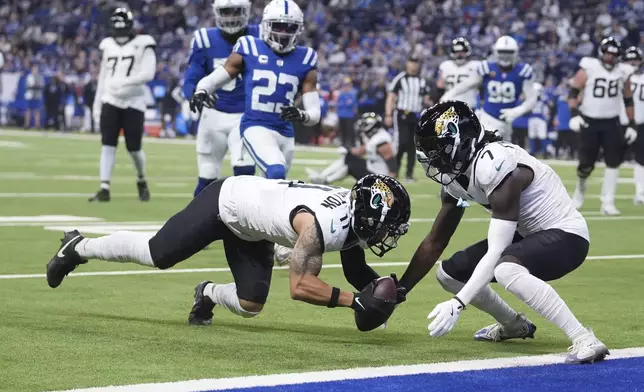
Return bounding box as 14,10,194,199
3,254,644,280
0,140,25,148
0,215,103,223
50,347,644,392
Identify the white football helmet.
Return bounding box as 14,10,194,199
261,0,304,53
212,0,251,35
494,35,519,68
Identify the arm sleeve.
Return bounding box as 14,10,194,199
340,245,379,291
302,90,321,126
183,33,208,99
92,46,107,115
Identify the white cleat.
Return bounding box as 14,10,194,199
273,243,292,267
572,189,584,210
566,328,609,364
305,168,326,184
600,204,621,216
473,313,537,342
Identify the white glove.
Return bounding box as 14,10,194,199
568,115,588,132
427,298,465,337
625,126,638,145
499,107,524,125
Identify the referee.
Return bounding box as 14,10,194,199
385,54,430,182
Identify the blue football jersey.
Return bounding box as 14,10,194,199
183,25,260,113
478,60,534,119
530,90,550,121
234,35,318,137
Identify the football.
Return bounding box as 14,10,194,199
354,276,398,332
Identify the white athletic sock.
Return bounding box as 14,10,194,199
576,177,587,194
75,231,155,267
601,167,619,206
635,164,644,198
129,150,146,180
100,145,117,183
436,264,518,325
203,282,258,318
495,263,586,342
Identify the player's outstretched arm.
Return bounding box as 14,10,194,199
289,212,354,307
398,191,464,294
440,74,481,102
195,52,243,94
376,143,398,177
567,68,589,131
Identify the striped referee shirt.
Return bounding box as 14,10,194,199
388,72,429,113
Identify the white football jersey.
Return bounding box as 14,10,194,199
620,63,636,125
579,57,631,119
364,129,396,175
95,35,157,113
439,142,589,241
439,60,480,108
218,176,355,252
630,72,644,124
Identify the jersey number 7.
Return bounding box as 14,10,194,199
252,70,300,114
106,56,135,77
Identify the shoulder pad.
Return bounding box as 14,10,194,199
369,130,392,147
473,143,518,196
98,37,113,51
620,63,636,77
233,35,259,57
579,57,596,71
136,34,156,47
518,63,534,80
299,46,318,68
313,199,351,253
439,60,451,72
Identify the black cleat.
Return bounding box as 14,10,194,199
46,230,88,288
137,180,150,202
89,188,110,202
188,281,215,326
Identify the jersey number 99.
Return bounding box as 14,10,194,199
252,70,300,114
487,81,516,104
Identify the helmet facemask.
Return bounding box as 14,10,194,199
262,20,303,53
213,4,250,34
496,49,517,68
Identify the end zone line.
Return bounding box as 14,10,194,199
50,347,644,392
2,254,644,280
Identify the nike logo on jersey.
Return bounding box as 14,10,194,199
57,235,81,258
495,160,505,171
330,220,336,233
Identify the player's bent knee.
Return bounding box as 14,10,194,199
576,165,594,179
265,164,286,179
441,251,472,283
494,261,529,290
238,299,263,317
233,165,256,176
436,262,463,294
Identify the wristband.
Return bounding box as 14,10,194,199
570,108,581,117
453,295,466,310
327,287,341,308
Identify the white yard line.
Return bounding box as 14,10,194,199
49,347,644,392
2,254,643,280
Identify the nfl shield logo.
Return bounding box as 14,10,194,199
277,59,284,67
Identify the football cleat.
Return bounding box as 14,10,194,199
600,204,621,216
46,230,88,288
566,328,609,364
474,313,537,342
274,243,292,266
137,180,150,202
88,188,110,202
305,168,327,184
188,281,215,326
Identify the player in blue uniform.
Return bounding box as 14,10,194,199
183,0,259,196
441,36,538,141
190,0,321,180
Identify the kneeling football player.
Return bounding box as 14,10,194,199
46,174,410,326
396,101,607,364
305,113,397,184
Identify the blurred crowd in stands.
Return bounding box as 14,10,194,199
0,0,641,151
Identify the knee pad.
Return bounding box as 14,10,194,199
436,262,464,294
494,262,529,290
576,165,594,179
197,153,219,179
265,164,286,179
233,165,256,176
194,177,215,197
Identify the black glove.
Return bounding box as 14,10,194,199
350,281,390,314
189,90,217,113
280,105,309,123
390,273,407,304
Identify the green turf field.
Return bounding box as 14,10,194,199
1,129,643,392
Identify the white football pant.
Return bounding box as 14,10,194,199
478,110,513,141
528,117,547,140
242,126,294,179
197,108,254,179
